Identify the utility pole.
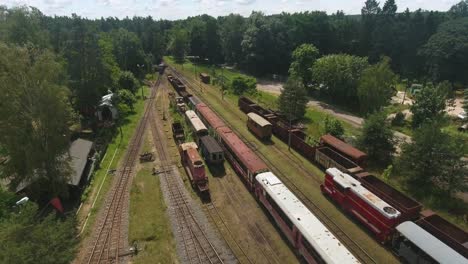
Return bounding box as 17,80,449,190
288,90,296,151
137,64,145,99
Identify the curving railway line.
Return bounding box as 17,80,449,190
167,65,379,264
148,80,227,264
84,78,160,264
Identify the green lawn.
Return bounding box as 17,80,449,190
128,155,178,264
77,85,149,237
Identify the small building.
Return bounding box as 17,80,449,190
200,73,211,84
96,93,118,122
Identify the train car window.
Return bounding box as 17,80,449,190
265,192,294,230
220,140,247,174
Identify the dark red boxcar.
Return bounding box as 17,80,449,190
321,168,401,243
320,134,367,167
315,147,363,174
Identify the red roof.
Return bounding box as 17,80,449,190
196,103,227,130
186,148,202,164
217,126,268,175
320,134,367,161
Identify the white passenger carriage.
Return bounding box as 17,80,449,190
255,172,360,264
185,110,209,143
394,221,467,264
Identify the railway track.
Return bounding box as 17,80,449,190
84,78,160,264
167,65,378,264
148,81,226,264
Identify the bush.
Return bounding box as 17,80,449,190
323,116,344,139
392,111,405,126
230,76,256,95
118,71,139,93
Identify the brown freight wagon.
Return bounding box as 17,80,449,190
417,210,468,258
238,97,279,124
315,147,363,174
320,134,367,167
247,112,272,140
354,172,422,222
272,123,317,162
199,73,210,84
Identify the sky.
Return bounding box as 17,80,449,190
1,0,461,20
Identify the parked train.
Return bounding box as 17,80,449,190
238,96,468,260
323,168,467,264
179,142,208,194
189,98,360,263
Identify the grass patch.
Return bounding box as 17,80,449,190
129,163,178,263
77,85,149,237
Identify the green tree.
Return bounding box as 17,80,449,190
110,28,145,75
358,112,395,166
288,44,320,87
219,14,246,64
323,116,345,139
357,57,397,113
230,76,257,95
0,202,77,264
312,54,369,106
397,122,468,196
118,71,139,94
117,89,136,111
0,44,74,198
410,83,447,128
278,78,308,121
169,28,189,62
419,18,468,84
449,0,468,18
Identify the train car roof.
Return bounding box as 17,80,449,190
321,134,367,160
185,110,208,133
196,103,227,130
326,168,401,219
180,142,198,151
200,135,223,153
256,172,360,264
247,112,272,127
189,96,202,106
396,221,467,264
217,126,268,174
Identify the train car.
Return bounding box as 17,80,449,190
255,172,360,264
199,135,224,164
247,112,272,140
172,122,185,143
417,210,468,258
315,147,363,174
199,73,210,84
188,95,202,109
179,142,208,193
321,168,401,243
216,126,268,189
320,135,367,167
393,221,467,264
354,172,422,222
238,96,279,124
185,110,208,142
196,103,227,131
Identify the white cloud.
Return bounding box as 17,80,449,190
235,0,255,5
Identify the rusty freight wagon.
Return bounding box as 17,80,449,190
315,147,363,174
238,96,279,124
417,210,468,258
247,112,272,140
320,134,367,167
354,172,422,222
172,122,185,143
199,73,210,84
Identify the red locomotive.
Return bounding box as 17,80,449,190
179,142,208,194
321,168,402,244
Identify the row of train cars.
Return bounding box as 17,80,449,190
165,71,467,264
